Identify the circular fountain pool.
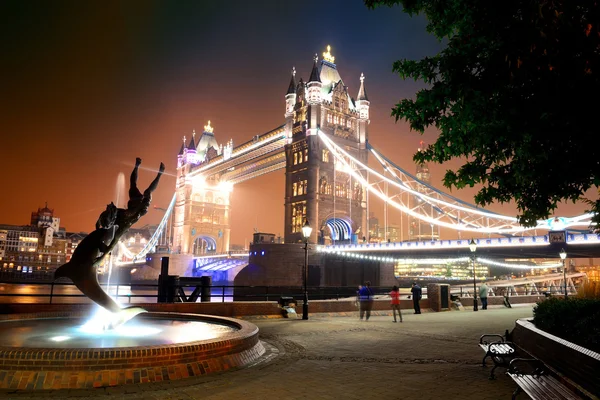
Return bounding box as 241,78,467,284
0,316,238,348
0,312,265,390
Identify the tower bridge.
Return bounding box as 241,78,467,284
128,45,596,285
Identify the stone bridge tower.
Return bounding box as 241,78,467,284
172,121,232,255
284,46,369,245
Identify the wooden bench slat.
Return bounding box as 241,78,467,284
508,373,580,400
525,375,565,400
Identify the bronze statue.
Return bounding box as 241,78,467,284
54,158,164,326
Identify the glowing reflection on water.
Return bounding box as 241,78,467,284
0,313,237,348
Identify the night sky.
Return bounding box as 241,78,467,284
1,0,589,245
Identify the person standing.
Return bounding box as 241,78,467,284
358,281,374,321
390,285,402,322
410,282,422,314
479,282,489,310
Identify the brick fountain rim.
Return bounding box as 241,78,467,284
0,311,265,390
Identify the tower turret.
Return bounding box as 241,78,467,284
306,54,323,105
356,73,370,120
285,67,297,118
177,136,186,168
356,73,370,144
187,130,197,152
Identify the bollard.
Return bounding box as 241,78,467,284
166,275,180,302
157,257,170,303
200,276,211,303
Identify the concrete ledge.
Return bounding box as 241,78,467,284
512,318,600,399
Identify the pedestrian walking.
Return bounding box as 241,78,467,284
410,282,422,314
390,285,402,322
479,282,489,310
358,281,374,321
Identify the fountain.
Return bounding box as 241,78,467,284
0,159,265,390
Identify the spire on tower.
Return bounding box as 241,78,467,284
308,54,321,83
286,66,297,94
322,45,335,64
357,73,368,101
204,120,214,134
187,130,197,151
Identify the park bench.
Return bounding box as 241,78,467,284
479,333,517,379
507,358,582,400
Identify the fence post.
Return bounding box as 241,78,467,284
49,282,55,304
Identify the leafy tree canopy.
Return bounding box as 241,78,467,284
365,0,600,227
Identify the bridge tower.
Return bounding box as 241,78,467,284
284,46,369,245
172,121,232,255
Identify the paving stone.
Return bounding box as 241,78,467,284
0,306,535,399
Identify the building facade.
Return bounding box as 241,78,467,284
284,46,369,244
0,205,73,279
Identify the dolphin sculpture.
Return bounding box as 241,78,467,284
53,158,164,329
54,203,146,325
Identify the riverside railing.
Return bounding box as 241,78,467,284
0,281,429,304
0,281,579,305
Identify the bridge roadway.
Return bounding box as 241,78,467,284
319,232,600,259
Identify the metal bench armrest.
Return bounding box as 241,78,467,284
479,334,505,345
488,341,516,354
508,358,546,376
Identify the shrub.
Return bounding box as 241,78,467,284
533,297,600,353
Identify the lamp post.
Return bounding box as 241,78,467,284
301,219,312,320
469,239,478,311
559,248,567,299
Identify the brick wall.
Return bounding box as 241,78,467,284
427,284,451,312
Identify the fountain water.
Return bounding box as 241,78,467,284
0,159,266,390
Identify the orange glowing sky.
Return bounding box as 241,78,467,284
1,1,591,246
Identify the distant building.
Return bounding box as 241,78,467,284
253,232,276,244
367,212,401,243
408,142,440,242
0,204,79,279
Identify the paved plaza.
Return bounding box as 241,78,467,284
3,305,535,400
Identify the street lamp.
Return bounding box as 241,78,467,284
469,239,478,311
301,219,312,320
559,248,567,299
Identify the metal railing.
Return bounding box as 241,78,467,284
0,281,429,304
0,280,580,305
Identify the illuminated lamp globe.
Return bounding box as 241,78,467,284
302,220,312,240
559,248,567,260
469,239,477,253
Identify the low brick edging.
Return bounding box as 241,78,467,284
0,299,430,318
512,318,600,398
0,312,265,390
458,295,546,307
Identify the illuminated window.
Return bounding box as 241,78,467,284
293,182,298,196
334,115,339,125
291,201,307,233
322,150,329,163
293,152,298,165
327,114,332,124
347,119,352,128
304,149,308,162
